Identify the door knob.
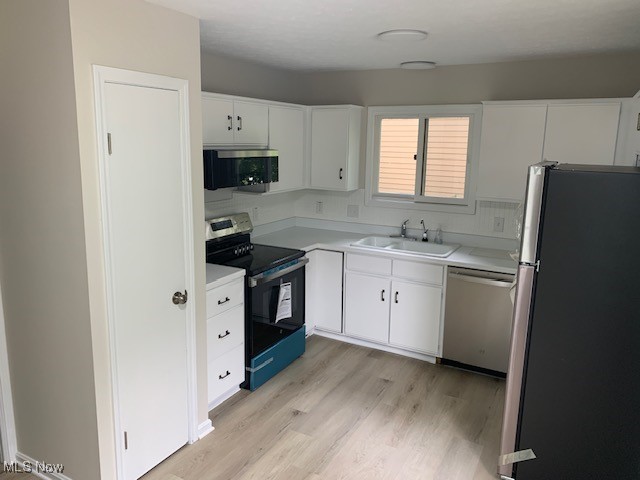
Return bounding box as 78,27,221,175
172,290,188,305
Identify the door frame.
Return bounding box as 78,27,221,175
0,278,18,462
92,66,198,479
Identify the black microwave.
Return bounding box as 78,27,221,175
203,149,279,192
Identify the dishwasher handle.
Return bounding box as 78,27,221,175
448,270,514,288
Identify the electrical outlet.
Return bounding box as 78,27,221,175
252,206,260,222
493,216,505,233
315,201,324,214
347,204,359,218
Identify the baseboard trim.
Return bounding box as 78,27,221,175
207,385,241,412
312,330,437,364
14,452,72,480
196,419,214,440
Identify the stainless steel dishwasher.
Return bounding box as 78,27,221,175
443,267,515,376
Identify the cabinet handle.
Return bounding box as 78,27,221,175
218,330,231,339
218,296,230,305
237,115,242,131
219,370,231,380
381,289,385,301
339,168,343,180
394,291,399,303
227,115,232,131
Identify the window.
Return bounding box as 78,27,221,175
367,105,481,213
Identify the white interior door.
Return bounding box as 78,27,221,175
103,81,189,480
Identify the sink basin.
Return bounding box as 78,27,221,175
386,241,459,258
351,236,459,258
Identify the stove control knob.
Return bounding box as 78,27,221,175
234,248,238,255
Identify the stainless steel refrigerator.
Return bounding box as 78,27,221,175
499,162,640,480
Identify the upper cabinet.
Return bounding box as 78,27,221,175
202,93,268,146
543,103,621,165
477,100,622,202
268,105,305,193
310,105,363,191
477,104,547,202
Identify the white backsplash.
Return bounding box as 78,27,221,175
204,188,520,241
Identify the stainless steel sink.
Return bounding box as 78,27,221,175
351,236,459,258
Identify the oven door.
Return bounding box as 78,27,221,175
247,258,307,358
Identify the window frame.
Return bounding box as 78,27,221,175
365,105,482,214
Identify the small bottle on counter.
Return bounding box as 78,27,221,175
434,227,443,245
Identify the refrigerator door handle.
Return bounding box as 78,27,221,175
520,161,556,265
498,265,537,478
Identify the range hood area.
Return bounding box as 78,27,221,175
203,148,279,193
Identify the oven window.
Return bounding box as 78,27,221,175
249,266,305,356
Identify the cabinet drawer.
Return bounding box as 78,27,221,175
392,260,443,285
206,278,244,317
207,304,244,361
208,344,244,403
346,253,392,276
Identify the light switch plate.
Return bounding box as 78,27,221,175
347,204,359,218
315,201,324,214
493,216,505,233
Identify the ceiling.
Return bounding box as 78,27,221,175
147,0,640,71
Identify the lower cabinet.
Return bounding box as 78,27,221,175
344,272,390,343
207,277,245,409
389,280,442,354
343,253,444,356
306,249,344,333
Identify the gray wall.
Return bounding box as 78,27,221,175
201,51,308,104
0,1,100,478
300,52,640,105
201,51,640,106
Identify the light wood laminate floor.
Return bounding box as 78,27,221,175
144,335,504,480
0,336,504,480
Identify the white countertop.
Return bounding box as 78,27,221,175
206,263,245,290
253,227,517,275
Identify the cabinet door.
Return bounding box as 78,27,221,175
268,106,305,192
306,250,344,333
389,280,442,355
543,103,621,165
202,96,234,145
233,100,268,146
344,272,390,344
311,108,350,190
477,105,547,201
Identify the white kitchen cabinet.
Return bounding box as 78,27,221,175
543,103,621,165
477,104,547,201
305,249,344,333
206,276,245,409
202,96,234,145
343,253,445,357
389,280,442,355
310,105,363,191
202,93,268,146
268,105,305,193
344,272,390,344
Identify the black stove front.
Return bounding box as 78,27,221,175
206,232,307,390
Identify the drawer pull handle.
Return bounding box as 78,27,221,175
381,289,385,301
219,370,231,380
218,297,230,305
218,330,231,339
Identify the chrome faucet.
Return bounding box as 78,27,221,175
401,219,409,238
420,219,429,242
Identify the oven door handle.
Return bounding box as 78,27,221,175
248,257,309,288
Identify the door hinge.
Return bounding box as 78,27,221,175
124,431,128,450
107,133,112,155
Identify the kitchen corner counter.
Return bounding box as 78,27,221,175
253,226,517,275
206,263,245,290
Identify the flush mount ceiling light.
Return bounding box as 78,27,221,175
376,29,428,42
400,61,437,70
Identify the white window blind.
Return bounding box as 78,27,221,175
378,118,419,195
